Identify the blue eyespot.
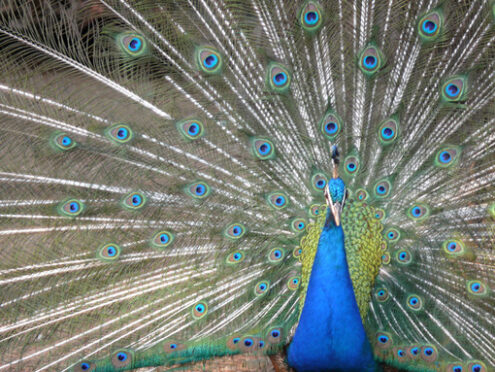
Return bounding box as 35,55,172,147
271,330,280,338
275,196,285,206
170,343,177,349
304,11,319,25
316,179,326,188
69,202,79,212
377,185,386,194
233,253,242,261
159,234,169,244
107,246,117,257
259,283,267,290
195,184,206,196
439,150,452,163
324,122,338,135
62,136,72,146
411,347,419,355
409,297,418,305
447,242,457,252
259,142,271,155
347,163,356,171
117,128,128,140
471,364,482,372
453,366,463,372
424,347,433,356
244,338,253,347
233,337,240,344
422,20,437,34
398,349,406,357
411,207,421,216
117,352,127,362
203,54,219,69
381,127,394,139
292,278,299,284
364,55,377,69
132,195,142,206
188,123,199,135
128,38,142,52
81,363,90,370
445,83,459,97
274,249,281,258
259,340,265,348
471,282,481,292
298,222,304,229
378,335,389,343
195,304,205,313
232,226,241,236
273,72,288,86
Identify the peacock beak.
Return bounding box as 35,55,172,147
324,184,343,226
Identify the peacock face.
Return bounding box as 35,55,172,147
324,177,346,226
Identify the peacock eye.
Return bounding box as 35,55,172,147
374,179,392,198
97,243,121,262
177,119,205,140
287,275,300,290
252,138,275,160
254,280,270,296
441,76,467,102
267,192,288,209
311,173,328,191
192,301,208,319
267,63,291,92
407,203,430,221
58,198,84,217
111,349,134,368
396,249,412,264
467,280,488,296
268,247,285,264
77,361,95,371
52,132,76,151
358,45,384,76
434,146,460,167
106,124,133,144
406,294,423,310
118,33,147,56
374,208,385,220
467,361,487,372
376,332,393,349
375,288,389,302
291,218,306,234
226,251,245,265
309,204,320,217
320,111,343,139
196,47,223,74
187,181,210,199
381,252,391,264
151,230,174,249
418,11,442,41
378,117,399,144
356,189,368,201
344,156,360,175
224,223,246,239
421,345,438,362
384,228,400,242
121,191,146,210
299,1,323,31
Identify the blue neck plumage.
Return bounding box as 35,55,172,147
287,209,376,372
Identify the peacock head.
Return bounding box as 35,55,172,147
324,145,346,226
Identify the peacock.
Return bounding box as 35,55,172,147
0,0,494,371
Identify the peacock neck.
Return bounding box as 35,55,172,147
287,213,376,372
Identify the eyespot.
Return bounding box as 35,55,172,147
374,179,392,198
254,280,270,296
376,332,393,349
299,1,323,32
227,335,242,350
97,243,121,262
344,156,360,175
252,138,275,160
421,345,438,362
239,336,262,352
293,246,302,259
378,117,399,145
57,198,84,217
406,346,420,358
268,247,286,264
111,349,134,368
384,228,400,243
441,76,468,103
290,218,306,234
308,204,321,217
418,11,443,41
434,146,461,168
446,363,465,372
118,33,147,57
287,276,300,290
224,223,246,240
396,249,412,265
121,191,146,210
311,173,328,191
163,340,185,354
267,327,283,344
407,203,430,221
196,47,223,74
442,239,465,256
358,45,384,76
394,347,409,361
375,288,389,302
150,230,174,249
267,63,291,93
52,132,76,151
74,361,95,372
176,118,205,140
467,361,487,372
374,208,385,220
356,189,369,201
267,192,289,209
406,295,423,311
226,251,245,265
186,181,210,199
320,110,343,140
381,252,391,265
192,301,208,319
467,280,488,296
105,124,133,144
